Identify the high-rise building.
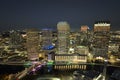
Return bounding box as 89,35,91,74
94,21,110,32
79,25,92,46
108,31,120,58
80,25,89,33
26,29,39,60
93,21,111,48
41,28,53,50
57,21,70,54
92,21,111,57
9,30,22,48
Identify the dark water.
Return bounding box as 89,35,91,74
0,64,25,74
0,64,119,75
0,64,120,80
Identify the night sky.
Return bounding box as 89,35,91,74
0,0,120,31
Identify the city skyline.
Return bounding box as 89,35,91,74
0,0,120,31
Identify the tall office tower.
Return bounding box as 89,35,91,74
92,21,111,57
41,28,53,50
57,21,70,54
9,30,22,48
94,21,110,32
26,29,39,60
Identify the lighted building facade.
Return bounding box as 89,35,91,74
80,25,89,32
54,53,87,70
26,29,39,60
68,32,77,54
55,54,87,63
79,25,92,46
41,28,53,50
9,30,22,48
94,21,110,32
76,46,89,55
57,21,70,54
108,31,120,58
92,21,110,58
93,47,108,57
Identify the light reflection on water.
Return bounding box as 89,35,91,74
36,77,61,80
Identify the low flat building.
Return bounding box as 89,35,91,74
54,53,87,70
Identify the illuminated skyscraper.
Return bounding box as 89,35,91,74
26,29,39,60
93,21,111,57
94,21,110,32
41,28,53,50
57,21,70,54
93,21,110,48
108,31,120,58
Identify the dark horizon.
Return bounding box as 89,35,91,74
0,0,120,31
